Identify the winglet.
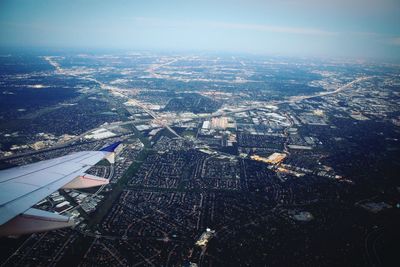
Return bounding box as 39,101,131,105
100,141,122,152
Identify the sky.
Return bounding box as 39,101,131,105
0,0,400,61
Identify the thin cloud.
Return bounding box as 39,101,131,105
131,17,337,36
388,37,400,45
205,21,336,36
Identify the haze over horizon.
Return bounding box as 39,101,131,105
1,0,400,61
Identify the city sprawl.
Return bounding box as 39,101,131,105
0,53,399,266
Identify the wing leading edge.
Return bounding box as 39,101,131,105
0,142,121,236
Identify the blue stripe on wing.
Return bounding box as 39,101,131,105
100,141,122,152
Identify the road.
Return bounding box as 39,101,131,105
0,131,134,161
365,227,384,267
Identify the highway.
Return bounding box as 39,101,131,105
43,56,373,143
209,76,374,118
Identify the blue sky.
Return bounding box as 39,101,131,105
0,0,399,60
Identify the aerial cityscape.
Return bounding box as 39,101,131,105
0,0,399,266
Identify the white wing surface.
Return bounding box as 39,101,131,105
0,142,120,236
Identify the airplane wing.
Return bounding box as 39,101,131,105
0,141,121,236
